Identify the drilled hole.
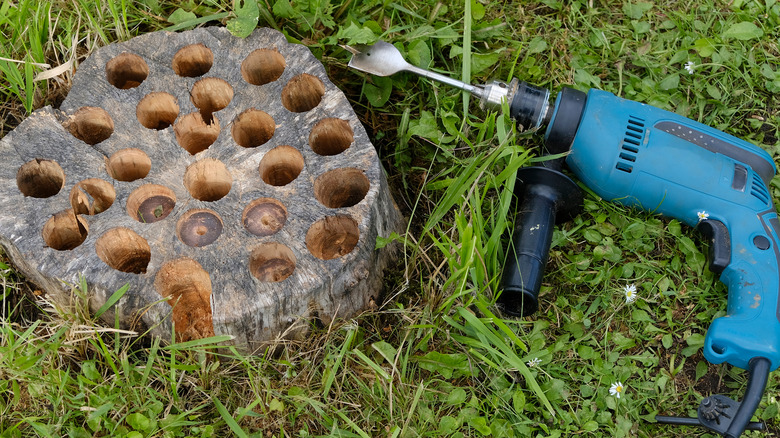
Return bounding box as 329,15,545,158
105,52,149,89
70,178,116,215
315,168,369,208
183,158,232,201
64,107,114,145
95,227,151,274
231,109,275,148
17,159,65,198
309,118,353,156
242,198,287,237
191,77,233,122
306,215,359,260
107,148,151,182
259,145,303,186
42,209,88,251
172,44,214,77
177,209,223,247
241,49,286,86
155,257,215,341
126,184,176,223
174,112,220,155
249,243,296,282
137,92,179,130
281,73,325,112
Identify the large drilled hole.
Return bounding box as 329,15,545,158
64,107,114,145
231,109,275,148
17,159,65,198
314,168,370,208
306,215,360,260
42,209,88,251
95,227,151,274
242,198,287,237
127,184,176,223
174,112,220,155
105,52,149,89
172,44,213,77
107,148,151,182
177,209,223,247
154,257,215,342
309,118,353,156
70,178,116,215
241,49,286,86
183,158,232,201
281,73,325,113
191,77,233,122
259,145,303,187
249,243,296,282
137,92,179,130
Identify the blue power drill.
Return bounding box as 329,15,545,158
346,41,778,437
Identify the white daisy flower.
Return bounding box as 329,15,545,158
609,381,625,398
527,357,542,368
623,284,638,304
697,211,709,222
684,61,695,75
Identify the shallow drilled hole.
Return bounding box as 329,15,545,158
183,158,232,201
42,209,88,251
306,215,359,260
127,184,176,223
191,77,233,121
70,178,116,215
281,73,325,112
64,107,114,145
172,44,213,77
107,148,151,182
174,112,220,155
231,109,275,148
309,118,353,156
154,257,215,341
177,209,223,247
242,198,287,237
17,159,65,198
314,168,370,208
241,49,286,86
249,243,296,282
105,52,149,89
95,227,151,274
137,92,179,130
258,145,303,186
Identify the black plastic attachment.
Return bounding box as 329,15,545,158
544,87,587,155
509,81,550,131
498,166,583,317
654,357,771,438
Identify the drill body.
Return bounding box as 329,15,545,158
555,89,780,372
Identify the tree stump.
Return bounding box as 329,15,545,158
0,27,402,350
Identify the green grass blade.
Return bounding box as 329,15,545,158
94,283,129,319
213,397,248,438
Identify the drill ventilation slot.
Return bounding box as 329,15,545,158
751,174,771,206
615,116,646,173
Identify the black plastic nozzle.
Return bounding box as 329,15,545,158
498,166,582,317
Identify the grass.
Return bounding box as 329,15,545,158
2,0,780,437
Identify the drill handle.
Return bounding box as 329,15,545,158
498,167,582,316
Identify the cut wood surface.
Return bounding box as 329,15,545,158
0,27,402,350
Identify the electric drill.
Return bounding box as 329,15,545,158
346,41,779,437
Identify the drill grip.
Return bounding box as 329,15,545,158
498,167,581,316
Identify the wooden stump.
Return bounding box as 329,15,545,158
0,27,402,350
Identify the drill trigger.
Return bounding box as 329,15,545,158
696,219,731,275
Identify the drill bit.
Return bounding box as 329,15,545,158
344,41,485,99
